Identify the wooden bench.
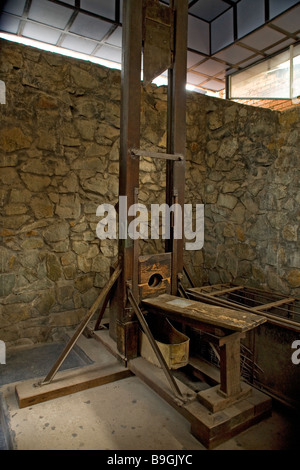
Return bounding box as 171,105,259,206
142,294,267,412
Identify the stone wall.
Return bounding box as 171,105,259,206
186,95,300,297
0,39,299,347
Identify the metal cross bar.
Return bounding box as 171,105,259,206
131,149,183,161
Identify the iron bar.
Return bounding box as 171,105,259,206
131,149,183,161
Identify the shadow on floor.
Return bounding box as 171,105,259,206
0,341,93,387
0,341,93,450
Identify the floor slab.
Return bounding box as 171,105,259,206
0,334,298,450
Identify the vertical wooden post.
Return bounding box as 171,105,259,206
110,0,188,358
166,0,188,295
110,0,143,357
219,333,243,397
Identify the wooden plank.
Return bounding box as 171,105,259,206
195,284,229,293
142,294,267,333
138,253,171,284
208,286,244,296
197,382,252,413
16,363,132,409
253,297,295,311
165,0,188,294
219,337,242,397
139,279,171,299
40,265,122,386
186,387,271,449
187,287,300,331
183,264,196,288
128,356,196,408
91,327,126,364
109,0,143,346
188,356,220,384
128,358,271,450
138,253,171,299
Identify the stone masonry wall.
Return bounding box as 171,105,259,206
0,39,168,347
0,39,299,347
185,95,300,297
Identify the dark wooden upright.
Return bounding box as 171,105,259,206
110,0,188,359
109,0,142,357
166,0,188,295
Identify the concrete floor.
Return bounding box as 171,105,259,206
0,333,298,451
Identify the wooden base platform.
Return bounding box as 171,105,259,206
15,326,272,449
197,382,252,413
90,326,272,449
187,386,272,449
16,363,132,409
129,355,272,450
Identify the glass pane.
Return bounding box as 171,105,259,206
237,0,265,39
293,44,300,98
230,49,291,99
188,16,210,55
211,9,234,54
269,0,299,19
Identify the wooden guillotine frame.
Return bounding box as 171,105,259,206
109,0,188,366
16,0,272,449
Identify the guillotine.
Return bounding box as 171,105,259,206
109,0,188,367
15,0,272,449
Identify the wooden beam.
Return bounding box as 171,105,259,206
187,287,300,331
128,356,196,408
253,298,295,311
208,285,244,296
16,364,132,409
129,356,271,450
40,265,121,385
188,356,220,384
109,0,143,355
142,294,267,333
219,333,243,397
166,0,188,294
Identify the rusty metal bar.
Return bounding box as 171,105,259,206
131,149,183,161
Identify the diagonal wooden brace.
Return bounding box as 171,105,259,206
38,265,122,386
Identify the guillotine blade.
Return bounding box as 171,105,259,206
142,0,173,86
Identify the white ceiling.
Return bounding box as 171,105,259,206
0,0,299,95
